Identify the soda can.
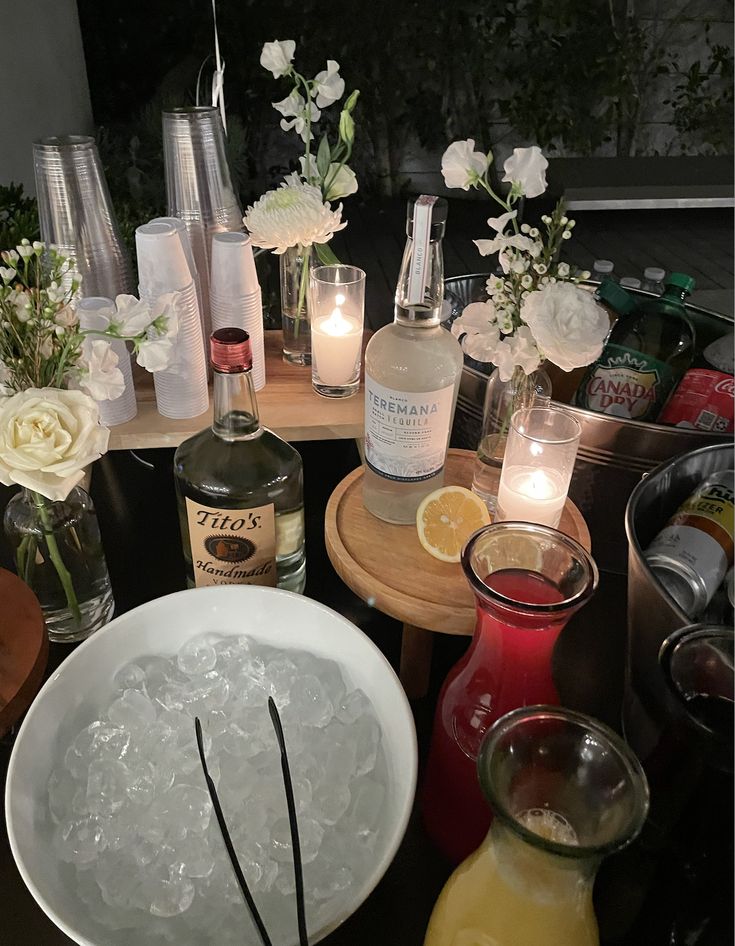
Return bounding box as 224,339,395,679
645,470,734,618
659,368,734,434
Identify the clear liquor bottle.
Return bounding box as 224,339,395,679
363,196,463,523
174,328,305,592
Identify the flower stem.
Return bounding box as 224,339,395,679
32,491,82,624
293,245,311,339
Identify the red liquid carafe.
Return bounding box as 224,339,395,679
422,522,599,863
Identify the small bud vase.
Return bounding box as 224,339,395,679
472,364,552,512
279,243,315,366
3,487,115,643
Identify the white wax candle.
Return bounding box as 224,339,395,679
496,465,567,528
312,294,362,385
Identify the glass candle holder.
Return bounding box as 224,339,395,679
309,265,366,398
496,406,582,528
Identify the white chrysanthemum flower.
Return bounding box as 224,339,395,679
243,182,346,254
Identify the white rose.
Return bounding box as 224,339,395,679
502,146,548,199
260,39,296,78
441,139,490,191
520,282,609,372
0,388,109,501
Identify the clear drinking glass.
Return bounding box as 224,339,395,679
309,265,366,397
424,705,649,946
472,365,552,513
422,521,599,863
496,406,582,528
3,487,115,642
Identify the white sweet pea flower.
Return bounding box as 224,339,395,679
243,181,346,254
487,210,517,233
273,89,321,143
114,295,154,337
490,328,542,381
323,163,358,201
520,282,609,371
450,301,497,341
136,292,179,373
260,39,296,78
79,339,125,401
313,60,344,108
502,146,549,199
0,387,109,501
462,325,502,364
441,139,490,191
475,232,536,258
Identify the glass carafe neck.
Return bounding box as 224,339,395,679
394,237,445,327
212,368,261,441
489,818,599,897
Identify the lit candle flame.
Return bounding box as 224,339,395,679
323,294,352,337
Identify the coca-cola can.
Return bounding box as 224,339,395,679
659,368,734,434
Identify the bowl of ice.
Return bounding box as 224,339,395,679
6,585,417,946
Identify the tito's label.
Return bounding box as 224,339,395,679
364,377,455,482
581,344,674,420
185,499,276,588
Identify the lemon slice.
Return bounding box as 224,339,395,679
416,486,491,563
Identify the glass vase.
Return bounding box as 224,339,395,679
279,243,314,366
3,487,115,643
472,363,552,512
423,706,649,946
421,521,599,864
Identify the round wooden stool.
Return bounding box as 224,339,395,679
0,568,48,737
325,448,591,699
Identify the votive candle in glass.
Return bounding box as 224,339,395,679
310,265,366,398
496,406,582,528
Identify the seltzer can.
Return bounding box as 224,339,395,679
645,470,735,617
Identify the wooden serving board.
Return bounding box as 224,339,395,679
107,330,368,450
0,569,48,737
325,448,591,637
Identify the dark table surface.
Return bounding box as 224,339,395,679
1,441,732,946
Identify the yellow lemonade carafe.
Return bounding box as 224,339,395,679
424,706,650,946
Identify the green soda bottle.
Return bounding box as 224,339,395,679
575,273,696,422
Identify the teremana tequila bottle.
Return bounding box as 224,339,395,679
174,328,305,592
363,196,463,523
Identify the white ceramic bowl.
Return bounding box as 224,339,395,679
6,586,418,945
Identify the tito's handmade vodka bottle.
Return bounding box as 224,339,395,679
363,196,463,523
174,328,305,592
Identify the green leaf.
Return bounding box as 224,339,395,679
316,135,331,180
314,243,341,265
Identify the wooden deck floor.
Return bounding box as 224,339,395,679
330,200,733,329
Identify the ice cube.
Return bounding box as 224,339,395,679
114,661,147,693
54,816,107,865
285,674,333,728
149,876,195,917
107,689,156,730
177,637,217,677
336,688,371,725
348,776,385,837
87,758,129,815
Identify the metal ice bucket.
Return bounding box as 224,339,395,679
447,275,733,573
623,442,733,761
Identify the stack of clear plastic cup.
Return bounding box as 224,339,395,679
135,221,209,419
162,107,243,339
33,136,134,299
209,232,266,391
76,297,137,426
